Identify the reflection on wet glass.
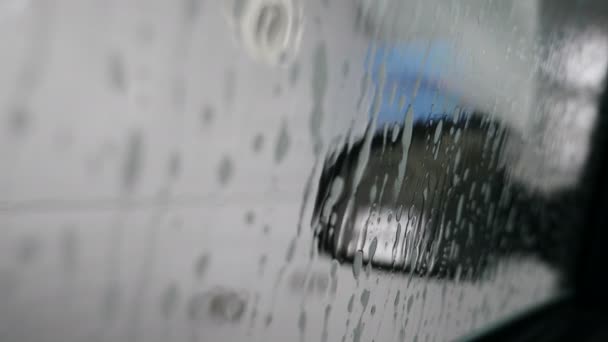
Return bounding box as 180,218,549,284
310,1,600,289
313,111,570,279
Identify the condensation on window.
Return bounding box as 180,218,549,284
0,0,605,341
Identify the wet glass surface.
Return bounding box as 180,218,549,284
0,0,606,341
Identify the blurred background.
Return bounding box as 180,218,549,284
0,0,607,341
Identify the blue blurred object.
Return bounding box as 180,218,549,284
366,42,468,128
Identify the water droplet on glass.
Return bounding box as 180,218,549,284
122,130,144,190
217,156,234,186
244,211,255,225
289,62,300,86
107,53,125,91
368,237,378,262
353,320,365,342
347,294,355,313
275,119,291,163
360,289,370,309
202,105,215,125
298,309,307,336
252,133,265,153
208,288,247,323
16,236,40,264
285,237,297,262
194,253,210,278
310,41,328,154
352,250,363,280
